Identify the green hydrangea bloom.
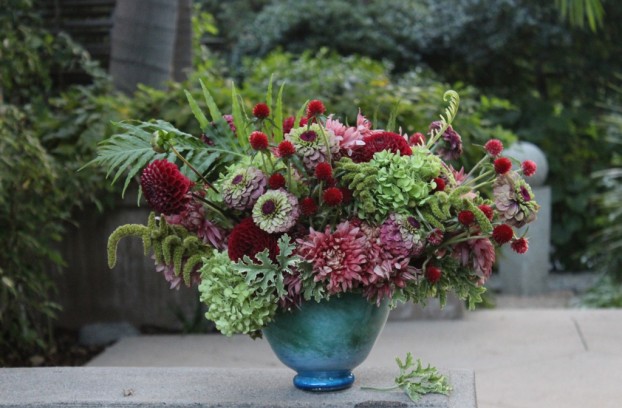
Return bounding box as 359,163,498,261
339,148,443,223
198,250,277,336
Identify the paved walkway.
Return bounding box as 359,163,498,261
88,309,622,408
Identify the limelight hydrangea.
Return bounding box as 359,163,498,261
252,189,300,233
198,250,277,336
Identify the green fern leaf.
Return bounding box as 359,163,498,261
185,90,209,130
200,79,223,122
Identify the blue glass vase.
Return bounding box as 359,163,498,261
263,292,390,392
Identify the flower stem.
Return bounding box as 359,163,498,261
171,145,219,194
466,155,490,179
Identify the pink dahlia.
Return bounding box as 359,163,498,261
453,238,496,283
326,111,372,153
429,121,463,161
296,221,368,294
165,192,228,250
141,159,193,216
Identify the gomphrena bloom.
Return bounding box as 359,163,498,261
429,121,463,161
140,159,192,215
221,166,267,210
252,189,300,234
493,172,540,228
286,123,340,172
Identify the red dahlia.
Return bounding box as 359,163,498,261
350,132,413,163
492,224,514,245
249,131,269,150
484,139,504,157
458,210,475,226
409,132,426,146
140,159,192,215
511,237,529,254
323,187,343,206
268,173,286,189
478,204,494,221
425,266,442,283
522,160,537,177
494,157,513,175
228,218,280,263
252,103,270,119
300,197,318,215
306,100,326,117
315,162,333,181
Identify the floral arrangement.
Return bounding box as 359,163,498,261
96,82,540,337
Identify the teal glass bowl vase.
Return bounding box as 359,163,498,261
263,292,390,392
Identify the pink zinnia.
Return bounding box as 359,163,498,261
296,222,368,294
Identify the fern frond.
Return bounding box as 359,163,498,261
441,90,460,126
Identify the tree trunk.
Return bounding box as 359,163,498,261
110,0,193,94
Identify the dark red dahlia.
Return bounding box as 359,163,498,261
228,218,280,263
425,266,442,284
522,160,537,177
249,131,269,150
268,173,286,189
478,204,494,221
323,187,343,206
350,132,413,163
492,224,514,245
511,237,529,254
433,177,446,192
252,103,270,119
283,116,295,135
409,132,426,146
300,197,318,215
484,139,504,157
494,157,513,175
315,162,333,181
140,159,192,215
306,99,326,117
458,210,475,226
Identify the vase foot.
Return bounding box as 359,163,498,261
293,370,354,392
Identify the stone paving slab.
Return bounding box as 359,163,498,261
0,367,476,408
86,310,622,408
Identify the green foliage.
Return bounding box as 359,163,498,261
198,250,277,336
555,0,604,31
581,275,622,307
0,106,66,364
363,352,451,402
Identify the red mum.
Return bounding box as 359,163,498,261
252,103,270,119
249,131,269,150
458,210,475,226
306,100,326,117
492,224,514,245
511,237,529,254
268,173,286,189
478,204,494,221
300,197,318,215
350,132,413,163
228,218,280,263
522,160,537,177
494,157,513,175
140,159,192,215
484,139,504,157
323,187,343,206
425,266,442,284
315,162,333,181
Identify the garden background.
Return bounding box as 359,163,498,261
1,0,621,366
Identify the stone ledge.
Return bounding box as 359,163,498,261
0,367,476,408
